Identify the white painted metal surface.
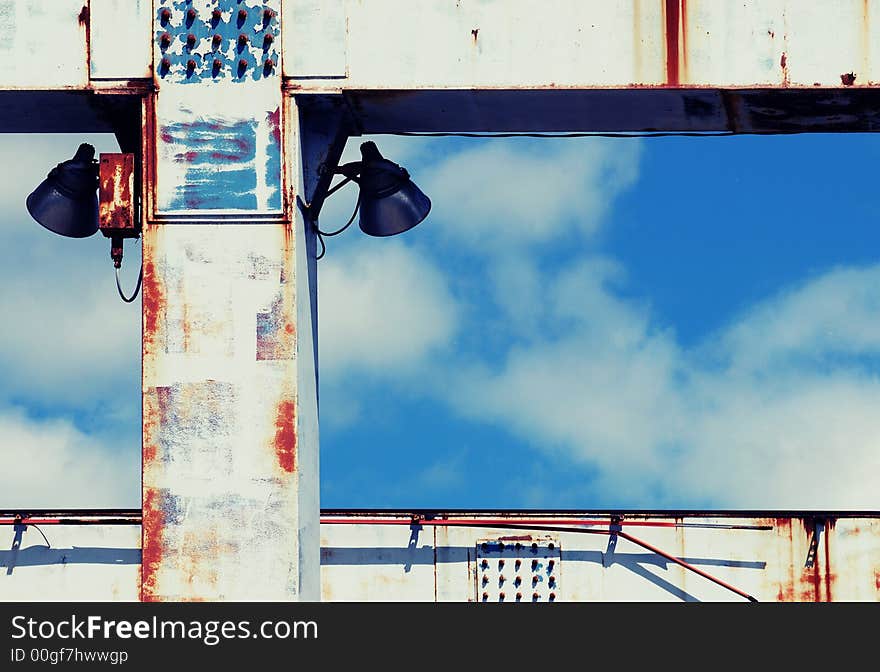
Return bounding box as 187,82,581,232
2,514,878,602
89,0,152,80
0,0,87,88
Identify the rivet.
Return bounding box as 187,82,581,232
238,8,248,21
516,592,522,601
482,592,488,601
548,543,555,550
263,8,276,21
238,34,249,46
514,559,521,569
499,592,505,600
481,559,488,569
531,559,538,570
186,8,197,21
263,58,274,75
549,592,556,602
531,543,538,552
212,8,222,21
186,33,197,48
514,576,521,586
159,32,171,48
212,34,222,49
532,592,540,601
498,575,505,583
186,59,196,71
263,33,274,48
548,560,555,570
212,59,222,74
498,559,504,568
159,8,171,24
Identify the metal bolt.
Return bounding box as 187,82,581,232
212,8,222,21
549,592,556,602
481,559,488,569
548,543,555,550
186,8,197,21
498,542,505,551
160,57,171,71
212,59,222,74
160,33,171,48
160,8,171,24
531,543,538,552
263,8,276,21
212,34,222,49
186,33,197,48
532,592,540,601
237,58,248,74
515,543,522,550
482,575,488,585
516,592,522,601
263,33,274,48
499,592,505,601
238,8,248,21
531,559,538,570
186,59,196,72
514,576,521,586
498,559,504,568
549,575,556,587
498,575,505,583
515,559,521,569
548,560,555,570
238,34,249,47
480,543,488,551
482,592,488,601
532,575,538,585
263,58,274,75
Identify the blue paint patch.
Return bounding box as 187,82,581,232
162,118,260,210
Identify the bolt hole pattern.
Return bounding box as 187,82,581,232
155,1,279,82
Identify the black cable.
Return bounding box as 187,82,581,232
30,524,51,548
116,264,143,303
315,196,361,261
386,130,802,139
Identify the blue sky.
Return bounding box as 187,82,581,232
1,132,879,510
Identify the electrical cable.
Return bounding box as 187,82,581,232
315,196,361,261
116,264,143,303
385,130,801,139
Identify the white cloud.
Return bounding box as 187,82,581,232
0,408,139,509
318,240,460,379
421,139,642,249
446,261,880,509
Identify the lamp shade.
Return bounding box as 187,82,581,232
356,141,431,237
26,143,99,238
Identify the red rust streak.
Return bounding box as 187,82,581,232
141,488,164,602
823,523,832,602
664,0,681,86
142,257,165,353
274,399,297,473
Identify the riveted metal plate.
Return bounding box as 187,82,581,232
154,0,280,84
476,537,561,603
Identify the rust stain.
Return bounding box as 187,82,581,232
141,488,164,602
471,28,479,42
663,0,686,86
142,253,165,355
841,72,857,86
274,398,297,473
780,52,789,87
78,5,88,26
823,522,833,602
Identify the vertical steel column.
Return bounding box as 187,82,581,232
140,0,343,601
